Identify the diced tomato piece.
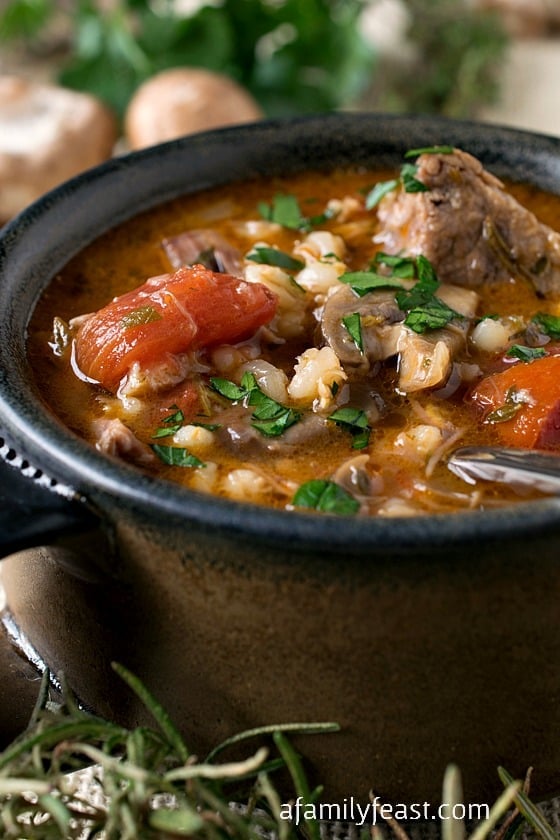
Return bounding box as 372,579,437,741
74,265,277,392
470,355,560,450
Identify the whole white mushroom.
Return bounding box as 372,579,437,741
124,67,264,150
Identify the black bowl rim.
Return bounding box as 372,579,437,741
2,111,560,556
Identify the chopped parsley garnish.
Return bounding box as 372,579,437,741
484,386,527,425
258,193,303,229
506,345,547,362
400,162,428,194
307,207,337,227
246,246,304,271
210,372,301,437
342,312,363,352
258,193,335,232
404,145,454,158
364,149,452,212
402,297,461,333
340,253,460,333
532,312,560,339
328,407,370,450
394,255,461,333
373,252,417,279
292,479,360,515
152,405,185,439
339,271,404,297
210,377,247,401
365,179,399,210
151,444,205,468
121,305,162,330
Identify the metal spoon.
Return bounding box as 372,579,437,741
447,446,560,495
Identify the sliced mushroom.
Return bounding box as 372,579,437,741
320,285,404,375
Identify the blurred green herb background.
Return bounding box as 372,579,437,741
0,0,508,122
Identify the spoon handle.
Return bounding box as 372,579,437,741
447,446,560,495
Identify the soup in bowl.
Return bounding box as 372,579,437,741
0,114,559,806
28,146,560,516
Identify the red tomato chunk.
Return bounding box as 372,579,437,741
74,265,278,392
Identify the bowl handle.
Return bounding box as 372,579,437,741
0,437,100,559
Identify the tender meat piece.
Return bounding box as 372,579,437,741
92,418,155,466
320,285,404,375
376,148,560,297
162,229,243,276
397,284,479,393
216,405,327,456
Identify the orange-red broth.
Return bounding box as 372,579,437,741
27,169,560,515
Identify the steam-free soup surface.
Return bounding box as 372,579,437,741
27,149,560,515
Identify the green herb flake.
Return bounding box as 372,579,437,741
533,312,560,339
394,256,461,333
403,298,461,333
292,479,360,515
404,145,454,158
339,270,404,297
365,179,399,210
210,377,247,401
246,379,301,437
400,162,428,193
308,206,337,227
121,306,162,330
259,193,304,230
484,403,523,425
152,405,185,439
246,246,304,271
342,312,363,352
328,407,371,449
506,345,546,362
484,387,527,425
151,444,205,468
192,421,221,431
258,193,334,232
373,252,417,279
211,372,301,437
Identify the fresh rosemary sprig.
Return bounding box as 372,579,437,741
0,666,557,840
0,664,338,839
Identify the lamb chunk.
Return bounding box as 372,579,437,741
162,229,243,276
216,404,328,456
92,418,156,466
376,148,560,298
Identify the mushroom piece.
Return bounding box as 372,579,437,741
320,285,404,376
0,76,117,222
124,68,263,150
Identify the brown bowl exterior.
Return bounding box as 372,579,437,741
1,114,560,807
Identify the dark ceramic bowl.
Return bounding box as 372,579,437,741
0,113,559,806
